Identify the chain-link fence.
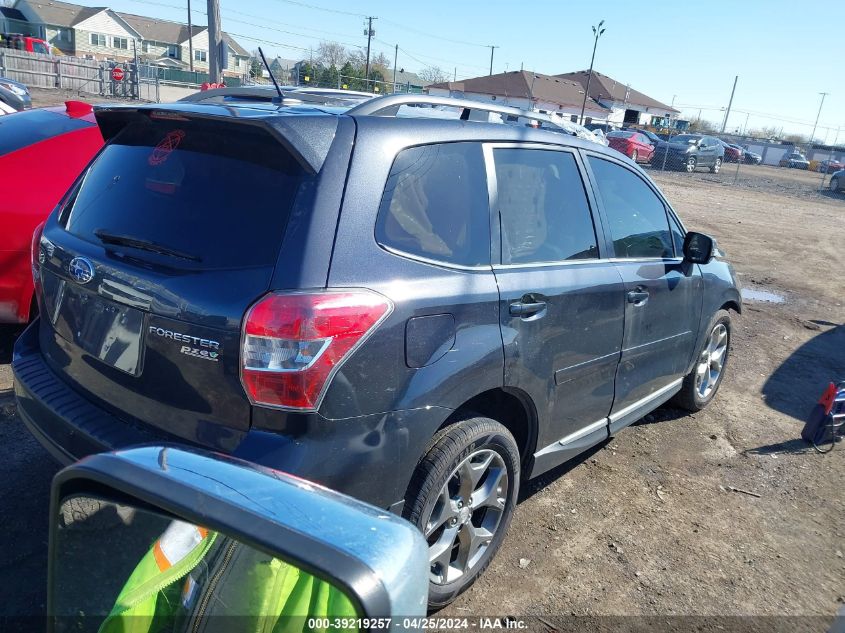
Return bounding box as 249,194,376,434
246,70,424,95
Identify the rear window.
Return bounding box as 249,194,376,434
62,119,303,269
0,109,93,157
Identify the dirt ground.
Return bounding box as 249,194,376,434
0,163,843,626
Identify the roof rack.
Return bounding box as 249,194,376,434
346,94,566,129
178,85,373,107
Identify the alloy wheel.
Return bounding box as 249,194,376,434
686,157,696,172
631,150,638,162
831,177,839,192
713,158,722,173
695,323,728,399
425,449,509,585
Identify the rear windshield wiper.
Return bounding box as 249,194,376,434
94,230,202,262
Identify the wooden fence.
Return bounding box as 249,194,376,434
0,50,134,96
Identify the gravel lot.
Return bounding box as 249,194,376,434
1,163,843,624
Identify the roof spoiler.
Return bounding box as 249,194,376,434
92,104,338,174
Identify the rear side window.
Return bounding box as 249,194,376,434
588,156,673,259
494,148,598,264
375,143,490,267
0,109,93,157
63,119,303,269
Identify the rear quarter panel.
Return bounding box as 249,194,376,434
0,125,103,322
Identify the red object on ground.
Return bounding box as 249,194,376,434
111,66,125,81
0,102,104,323
606,131,655,163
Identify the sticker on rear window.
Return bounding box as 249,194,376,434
149,129,186,166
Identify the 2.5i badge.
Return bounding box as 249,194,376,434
180,346,219,362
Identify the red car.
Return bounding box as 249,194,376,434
606,130,654,163
0,101,103,323
719,140,743,163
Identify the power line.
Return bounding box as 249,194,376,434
264,0,365,18
379,17,487,48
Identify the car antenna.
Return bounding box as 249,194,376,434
258,46,283,105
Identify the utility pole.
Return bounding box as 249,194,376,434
453,67,456,81
392,43,397,92
720,75,738,133
206,0,222,83
579,20,605,125
187,0,194,72
809,92,829,145
364,16,377,92
488,45,498,75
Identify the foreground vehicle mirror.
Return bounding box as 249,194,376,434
48,446,428,632
683,231,716,264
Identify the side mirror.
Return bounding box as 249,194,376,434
48,446,428,631
683,231,716,264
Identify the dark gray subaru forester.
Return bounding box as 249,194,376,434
14,94,741,608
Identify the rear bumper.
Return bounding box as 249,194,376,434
13,320,438,511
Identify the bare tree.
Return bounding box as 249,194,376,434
371,51,390,69
347,48,367,71
317,40,347,69
419,65,449,84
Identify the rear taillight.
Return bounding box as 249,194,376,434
31,221,45,286
241,290,392,411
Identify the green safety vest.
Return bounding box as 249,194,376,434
99,520,358,633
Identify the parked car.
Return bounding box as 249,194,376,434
623,127,661,146
830,169,844,193
742,147,762,165
719,141,743,163
0,33,50,54
650,134,726,173
0,76,31,111
817,159,844,174
0,101,103,324
15,94,740,608
779,152,810,169
607,130,655,162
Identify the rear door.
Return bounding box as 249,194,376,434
584,153,702,432
37,113,333,450
488,144,624,469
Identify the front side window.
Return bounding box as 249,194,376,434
494,148,598,264
375,143,490,267
588,156,673,259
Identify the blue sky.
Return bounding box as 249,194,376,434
94,0,843,138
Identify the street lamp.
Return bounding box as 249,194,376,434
579,20,605,125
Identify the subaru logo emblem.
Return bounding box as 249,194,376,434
68,257,95,284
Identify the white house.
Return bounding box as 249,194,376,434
427,71,608,122
555,70,679,127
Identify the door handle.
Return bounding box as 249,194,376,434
509,300,547,317
627,289,649,305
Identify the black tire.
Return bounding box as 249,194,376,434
404,416,520,610
672,310,732,411
710,157,722,173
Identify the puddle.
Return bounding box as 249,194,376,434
741,287,785,304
